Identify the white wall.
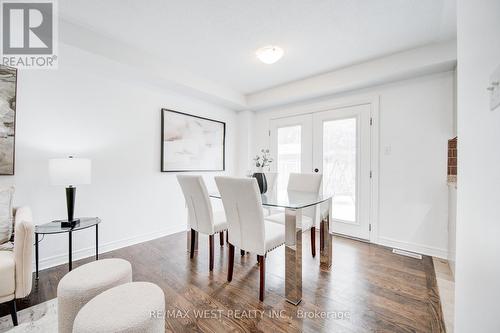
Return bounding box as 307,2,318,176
448,184,457,275
235,110,255,176
0,43,237,269
251,71,454,258
448,69,458,277
455,0,500,331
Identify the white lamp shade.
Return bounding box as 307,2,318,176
49,157,91,186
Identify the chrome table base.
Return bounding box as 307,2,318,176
285,197,333,305
285,208,303,305
320,198,333,270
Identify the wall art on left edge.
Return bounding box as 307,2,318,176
161,109,225,172
0,65,17,175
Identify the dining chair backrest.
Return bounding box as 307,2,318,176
287,173,323,193
177,175,214,235
287,173,323,223
215,177,266,255
264,172,278,192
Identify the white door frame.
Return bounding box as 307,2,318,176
267,94,380,243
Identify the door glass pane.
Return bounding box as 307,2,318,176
323,118,356,222
277,125,301,193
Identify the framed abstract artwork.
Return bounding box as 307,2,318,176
161,109,225,172
0,65,17,175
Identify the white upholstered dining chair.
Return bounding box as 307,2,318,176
177,175,228,271
266,173,323,257
215,176,285,301
263,172,278,192
262,172,278,217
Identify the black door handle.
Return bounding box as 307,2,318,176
314,168,319,173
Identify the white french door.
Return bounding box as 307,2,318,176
269,103,372,240
312,104,371,240
270,114,312,194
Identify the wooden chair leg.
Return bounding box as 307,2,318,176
190,229,196,259
209,235,214,271
240,249,245,256
227,243,235,282
219,231,224,246
258,255,265,301
311,226,316,257
320,221,324,250
9,300,18,326
257,253,267,263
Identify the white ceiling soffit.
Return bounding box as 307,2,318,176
59,18,248,110
59,0,456,95
60,18,456,112
58,3,456,111
246,40,457,110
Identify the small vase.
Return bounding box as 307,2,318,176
252,172,267,194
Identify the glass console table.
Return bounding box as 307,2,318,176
34,217,101,279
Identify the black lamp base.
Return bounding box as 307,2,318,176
65,186,78,228
60,219,80,228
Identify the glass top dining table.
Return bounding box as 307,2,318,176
189,187,334,305
208,188,332,210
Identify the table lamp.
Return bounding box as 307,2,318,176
49,156,91,227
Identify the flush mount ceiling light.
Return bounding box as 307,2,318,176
256,45,284,64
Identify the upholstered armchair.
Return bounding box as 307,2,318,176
0,207,34,326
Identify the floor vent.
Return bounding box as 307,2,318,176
392,249,422,259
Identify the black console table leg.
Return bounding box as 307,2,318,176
95,224,99,260
68,231,73,271
35,233,39,280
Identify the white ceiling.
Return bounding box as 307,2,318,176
60,0,456,95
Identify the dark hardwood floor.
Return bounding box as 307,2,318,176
0,231,445,332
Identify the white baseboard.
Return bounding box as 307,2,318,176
35,225,186,271
377,236,448,259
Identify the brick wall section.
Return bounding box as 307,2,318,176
448,137,457,176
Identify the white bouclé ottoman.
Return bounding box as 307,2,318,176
57,258,132,333
73,282,165,333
